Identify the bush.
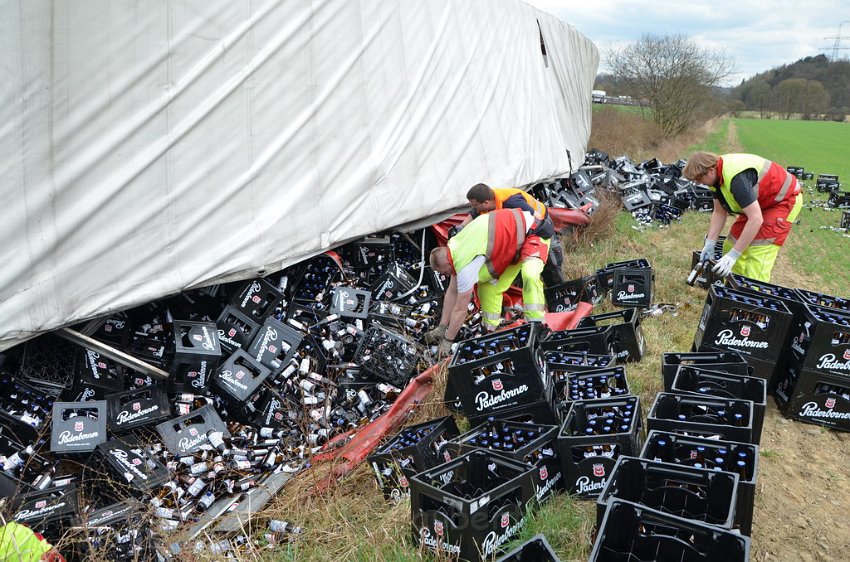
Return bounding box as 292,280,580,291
588,107,664,157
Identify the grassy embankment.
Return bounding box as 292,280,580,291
252,117,849,562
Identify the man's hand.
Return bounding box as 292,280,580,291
437,337,454,357
424,324,447,344
448,225,463,239
712,249,742,277
700,238,717,263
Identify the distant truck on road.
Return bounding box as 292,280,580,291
591,90,607,103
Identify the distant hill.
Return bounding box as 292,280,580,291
732,54,850,120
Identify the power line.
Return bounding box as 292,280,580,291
822,20,850,60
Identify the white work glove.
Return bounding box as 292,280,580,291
437,337,455,358
424,324,447,344
700,238,717,263
712,248,742,277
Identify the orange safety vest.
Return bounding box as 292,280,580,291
492,188,548,219
448,208,527,279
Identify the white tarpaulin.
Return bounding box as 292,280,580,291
0,0,598,351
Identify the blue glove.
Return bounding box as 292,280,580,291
700,238,717,263
712,248,742,277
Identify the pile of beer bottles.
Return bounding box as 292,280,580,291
367,260,659,562
0,229,460,560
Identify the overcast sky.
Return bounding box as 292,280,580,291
526,0,850,85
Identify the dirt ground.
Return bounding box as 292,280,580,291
750,404,850,561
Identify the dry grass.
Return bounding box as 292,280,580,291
588,107,663,158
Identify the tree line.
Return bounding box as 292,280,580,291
596,35,848,139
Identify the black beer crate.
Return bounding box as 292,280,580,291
291,253,341,302
774,367,850,431
596,456,738,530
596,258,651,294
51,400,108,454
786,165,805,177
73,348,125,400
0,430,54,501
13,484,80,541
793,288,850,313
495,534,560,562
589,500,750,562
671,366,767,444
0,373,55,443
842,210,850,230
611,267,654,308
577,308,645,362
827,189,850,207
410,449,535,562
661,350,750,391
155,404,231,456
555,396,642,498
450,324,539,369
441,419,562,504
227,278,283,323
216,305,261,354
646,393,755,444
543,351,616,372
368,416,459,502
467,397,559,428
544,275,601,312
246,317,303,376
93,435,169,494
369,300,415,332
106,386,170,433
551,367,630,421
693,284,793,389
330,286,371,319
539,326,614,356
354,324,420,387
371,261,418,301
352,235,394,269
726,274,804,318
785,303,850,377
816,173,839,192
212,348,271,402
165,320,221,393
690,251,722,288
640,430,759,535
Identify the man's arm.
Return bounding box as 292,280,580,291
445,288,473,341
438,275,458,328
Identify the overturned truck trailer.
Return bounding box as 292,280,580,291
0,0,598,350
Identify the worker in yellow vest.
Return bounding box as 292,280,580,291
683,152,803,282
427,208,546,355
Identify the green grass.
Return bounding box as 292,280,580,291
686,118,730,154
592,102,650,117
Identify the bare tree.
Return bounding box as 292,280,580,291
776,78,807,119
800,80,830,119
745,79,774,118
604,34,735,136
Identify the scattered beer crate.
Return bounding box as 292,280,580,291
793,288,850,313
165,320,221,393
596,456,739,530
544,275,601,312
784,303,850,377
227,278,283,323
354,324,420,387
551,366,630,420
775,366,850,431
595,258,651,295
543,351,616,373
610,266,654,308
539,326,615,356
50,400,108,453
495,534,560,562
106,386,170,433
842,210,850,230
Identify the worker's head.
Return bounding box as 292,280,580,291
683,152,719,187
466,183,497,214
429,247,453,275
